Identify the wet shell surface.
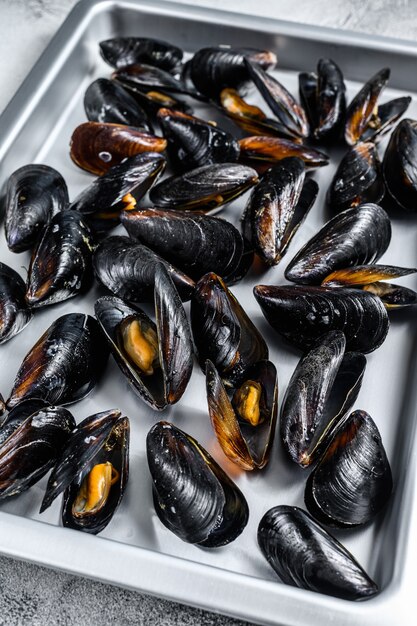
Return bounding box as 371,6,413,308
383,118,417,211
0,262,33,344
345,68,390,145
100,37,183,71
84,78,152,129
239,136,329,168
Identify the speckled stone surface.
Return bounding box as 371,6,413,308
0,1,413,624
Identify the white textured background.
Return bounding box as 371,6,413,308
0,1,416,624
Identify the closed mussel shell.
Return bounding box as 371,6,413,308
327,143,385,212
0,262,32,344
191,273,268,386
285,204,391,285
314,58,346,142
4,164,68,253
345,68,390,145
253,285,389,353
206,359,278,470
281,331,366,467
93,235,195,302
100,37,183,71
147,421,249,546
149,163,258,212
383,118,417,211
0,404,75,500
258,506,378,600
25,211,94,308
7,313,108,409
305,410,393,527
242,157,318,265
84,78,152,130
112,64,188,96
0,399,48,446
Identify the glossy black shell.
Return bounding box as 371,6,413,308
0,262,33,344
84,78,152,129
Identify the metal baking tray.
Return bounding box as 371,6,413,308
1,1,417,624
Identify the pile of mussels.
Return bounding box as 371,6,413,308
1,36,416,602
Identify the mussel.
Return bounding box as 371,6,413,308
191,273,268,386
305,410,393,527
40,409,129,535
258,506,378,600
238,136,329,168
0,404,75,500
111,64,190,97
254,285,389,353
95,265,193,410
344,68,390,145
4,164,68,252
149,163,258,212
281,331,366,467
363,282,417,308
285,204,391,285
25,211,94,308
100,37,183,71
70,122,167,175
242,157,318,265
7,313,108,409
69,152,166,233
121,208,247,283
93,236,195,303
327,142,385,212
360,96,411,143
114,81,193,116
157,108,240,171
383,118,417,211
0,262,32,344
84,78,152,130
147,421,249,546
206,359,278,470
322,264,416,287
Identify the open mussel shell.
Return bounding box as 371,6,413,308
281,331,366,467
7,313,109,409
314,58,346,142
206,359,277,470
254,285,389,353
93,235,195,303
191,273,268,386
157,108,240,171
327,143,385,212
305,410,393,527
70,122,167,175
242,157,318,265
121,208,246,283
345,68,390,146
0,405,75,500
4,164,69,253
322,264,417,287
100,37,183,71
116,81,193,116
147,421,249,546
363,281,417,308
149,163,258,212
383,118,417,211
0,262,32,344
25,211,94,308
239,136,329,168
362,96,411,143
84,78,152,130
69,152,166,233
111,64,191,97
285,204,391,285
258,506,378,600
189,47,277,99
245,60,309,140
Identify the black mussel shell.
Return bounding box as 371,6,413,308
281,331,366,467
0,399,48,446
189,47,277,99
4,164,69,253
258,506,378,600
69,152,166,233
157,108,240,171
299,72,318,132
206,359,278,470
305,410,393,527
115,80,193,115
239,136,329,168
0,405,75,500
25,211,94,308
285,204,391,285
191,273,268,386
7,313,108,409
121,208,245,283
345,68,390,145
322,264,417,287
100,37,183,71
327,143,385,212
363,281,417,308
245,60,309,140
314,58,346,142
361,96,411,143
84,78,152,130
111,64,190,97
254,285,389,353
383,118,417,211
0,262,32,344
147,421,249,546
70,122,167,176
242,157,318,265
149,163,258,212
93,235,195,303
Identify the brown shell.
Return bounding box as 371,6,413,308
239,136,329,168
